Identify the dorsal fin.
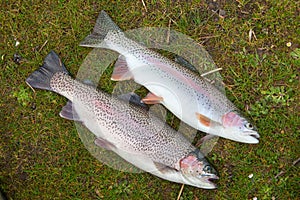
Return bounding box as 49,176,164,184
174,55,199,74
118,92,149,111
174,55,225,94
82,79,97,87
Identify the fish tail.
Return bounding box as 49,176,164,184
80,10,122,48
26,51,68,91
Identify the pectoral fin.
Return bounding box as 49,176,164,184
142,92,164,104
195,112,211,127
195,134,217,147
199,135,219,156
111,55,133,81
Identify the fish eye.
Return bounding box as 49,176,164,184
245,123,254,130
204,165,211,173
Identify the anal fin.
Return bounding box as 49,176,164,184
111,55,133,81
59,101,81,122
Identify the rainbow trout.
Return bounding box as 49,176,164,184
80,11,260,144
26,51,219,189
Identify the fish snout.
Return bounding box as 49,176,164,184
249,132,260,139
201,174,219,189
241,131,260,144
206,174,219,184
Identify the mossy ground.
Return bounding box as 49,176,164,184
1,0,299,199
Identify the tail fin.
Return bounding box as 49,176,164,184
26,51,68,91
79,10,122,48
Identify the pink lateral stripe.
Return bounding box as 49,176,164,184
92,99,113,115
144,55,210,97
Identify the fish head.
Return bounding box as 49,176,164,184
220,111,260,143
179,150,219,189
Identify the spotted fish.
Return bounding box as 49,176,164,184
26,51,219,189
80,11,260,144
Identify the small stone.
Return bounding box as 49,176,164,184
15,40,20,47
13,53,22,64
219,9,226,18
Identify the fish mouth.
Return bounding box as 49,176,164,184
204,174,219,189
250,133,260,139
181,173,219,189
247,132,260,143
236,131,260,144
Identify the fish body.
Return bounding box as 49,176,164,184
80,11,260,144
26,51,218,189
